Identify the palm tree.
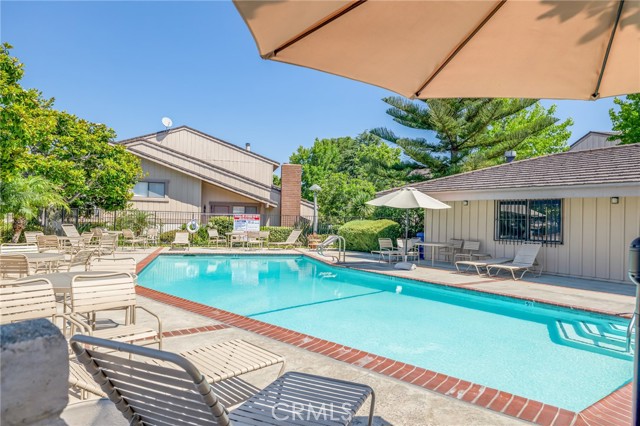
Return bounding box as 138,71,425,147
0,175,69,242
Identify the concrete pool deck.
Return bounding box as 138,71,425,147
62,246,635,425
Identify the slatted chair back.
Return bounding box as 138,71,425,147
70,335,232,426
122,229,137,240
513,243,542,266
0,254,31,278
90,257,137,275
66,249,94,272
146,228,158,244
81,232,94,245
70,273,137,315
0,278,57,324
207,228,220,238
461,240,481,252
174,232,190,244
259,231,270,241
378,238,394,250
24,231,44,245
98,234,118,255
90,228,104,238
285,229,302,244
449,239,464,250
0,243,39,254
62,224,81,238
37,235,60,252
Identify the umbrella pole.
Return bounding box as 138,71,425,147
405,210,409,261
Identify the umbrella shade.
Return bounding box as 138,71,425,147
366,188,451,210
234,0,639,100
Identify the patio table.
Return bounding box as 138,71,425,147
16,270,120,296
21,252,65,273
413,242,452,267
16,270,128,318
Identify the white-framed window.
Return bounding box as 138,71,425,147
133,181,166,198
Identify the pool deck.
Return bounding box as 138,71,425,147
63,246,636,425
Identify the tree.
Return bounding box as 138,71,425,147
0,43,143,212
289,133,419,220
26,112,143,211
609,94,640,145
0,175,68,242
372,98,572,176
0,43,57,183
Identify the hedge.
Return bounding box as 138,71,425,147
260,226,294,243
337,219,401,252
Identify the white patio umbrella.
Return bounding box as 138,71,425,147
366,187,451,263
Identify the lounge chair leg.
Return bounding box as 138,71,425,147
367,391,376,426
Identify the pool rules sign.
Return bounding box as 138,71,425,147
233,214,260,232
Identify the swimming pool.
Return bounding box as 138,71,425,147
138,254,633,412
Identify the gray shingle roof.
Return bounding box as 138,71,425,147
406,144,640,194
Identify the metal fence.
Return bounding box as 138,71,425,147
31,208,423,237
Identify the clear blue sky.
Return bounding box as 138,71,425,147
2,1,618,167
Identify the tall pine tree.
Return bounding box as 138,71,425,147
372,98,572,177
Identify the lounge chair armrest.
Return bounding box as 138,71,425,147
134,306,163,336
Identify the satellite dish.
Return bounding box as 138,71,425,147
161,117,173,130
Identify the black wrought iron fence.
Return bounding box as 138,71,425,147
37,208,423,238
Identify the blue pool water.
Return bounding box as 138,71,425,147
138,255,633,411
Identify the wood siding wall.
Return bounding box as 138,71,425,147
424,197,640,283
569,133,619,152
148,129,275,185
129,160,201,212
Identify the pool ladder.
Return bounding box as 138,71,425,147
316,235,346,263
626,313,636,352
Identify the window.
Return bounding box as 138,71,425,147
133,182,166,198
231,206,258,214
495,199,562,244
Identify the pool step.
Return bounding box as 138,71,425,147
556,319,632,354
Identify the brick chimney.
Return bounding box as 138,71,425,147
280,164,301,227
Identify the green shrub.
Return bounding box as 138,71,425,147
208,216,233,235
337,219,401,252
260,226,294,242
159,229,178,244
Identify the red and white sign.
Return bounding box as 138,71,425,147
233,214,261,232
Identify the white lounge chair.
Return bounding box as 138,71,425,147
486,243,543,280
70,335,376,426
207,228,226,247
268,229,303,249
371,238,401,263
0,254,31,279
171,231,190,251
122,229,146,250
439,239,464,263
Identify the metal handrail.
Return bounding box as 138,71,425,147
627,313,636,352
316,235,346,263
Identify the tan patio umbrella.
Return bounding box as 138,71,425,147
233,0,639,100
366,187,450,263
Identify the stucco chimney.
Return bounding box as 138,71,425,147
280,164,301,227
245,143,251,151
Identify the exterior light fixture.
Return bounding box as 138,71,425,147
611,197,620,204
463,200,469,206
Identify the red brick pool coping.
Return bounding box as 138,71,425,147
136,249,633,426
